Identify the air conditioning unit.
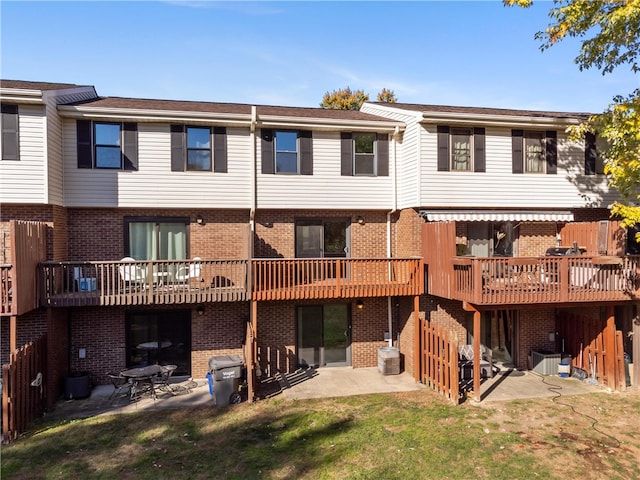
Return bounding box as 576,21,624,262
531,351,562,375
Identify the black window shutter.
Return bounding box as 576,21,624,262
376,133,389,176
299,130,313,175
545,130,557,174
437,126,450,171
76,120,92,169
261,129,274,174
170,124,185,172
584,132,597,175
512,129,523,174
123,123,138,171
213,126,227,173
1,104,19,161
340,132,353,176
473,127,485,172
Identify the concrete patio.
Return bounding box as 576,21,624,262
45,366,610,421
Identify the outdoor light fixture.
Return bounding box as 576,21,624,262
356,216,365,225
197,305,205,316
196,214,204,225
356,299,364,309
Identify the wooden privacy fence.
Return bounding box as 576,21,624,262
422,321,460,404
2,335,47,444
556,312,626,391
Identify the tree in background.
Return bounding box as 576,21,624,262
320,87,397,110
377,88,398,103
505,0,640,227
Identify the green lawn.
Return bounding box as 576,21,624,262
2,389,639,479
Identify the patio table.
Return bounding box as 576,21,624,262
120,365,164,400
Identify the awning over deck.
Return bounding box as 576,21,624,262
419,210,574,222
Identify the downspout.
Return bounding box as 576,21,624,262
386,126,400,347
248,106,258,399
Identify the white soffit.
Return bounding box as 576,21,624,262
419,210,574,222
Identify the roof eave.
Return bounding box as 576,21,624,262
0,88,45,104
420,111,585,128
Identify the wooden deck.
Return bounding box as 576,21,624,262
39,257,423,307
449,255,640,305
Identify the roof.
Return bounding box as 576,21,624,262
0,79,91,91
67,96,395,122
368,101,591,120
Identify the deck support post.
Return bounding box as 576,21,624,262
473,308,481,402
604,305,617,389
413,295,421,382
247,300,258,403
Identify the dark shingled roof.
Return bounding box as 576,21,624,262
369,101,591,120
1,79,91,91
68,96,397,122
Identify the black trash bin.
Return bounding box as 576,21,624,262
208,355,244,406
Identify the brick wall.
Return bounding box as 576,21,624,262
191,302,248,378
68,303,248,385
66,208,250,261
255,209,389,258
47,308,70,408
0,204,55,261
0,308,48,364
517,307,557,368
518,223,556,257
394,208,422,258
256,297,391,377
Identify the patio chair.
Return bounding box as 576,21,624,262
459,344,494,380
153,364,178,394
106,372,132,404
118,257,147,291
173,257,202,288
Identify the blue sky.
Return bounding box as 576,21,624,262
2,1,638,113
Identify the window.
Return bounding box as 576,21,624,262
585,132,605,175
275,130,299,173
436,126,485,172
186,127,211,171
340,132,389,176
512,129,556,175
451,128,472,171
1,104,19,161
261,129,312,175
171,125,226,173
125,217,189,260
77,120,138,170
524,131,545,173
95,123,122,168
354,133,375,175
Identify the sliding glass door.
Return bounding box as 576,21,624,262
125,218,188,260
126,310,191,375
297,304,351,368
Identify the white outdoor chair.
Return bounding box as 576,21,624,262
174,257,202,287
119,257,147,290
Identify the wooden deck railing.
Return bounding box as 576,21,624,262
448,255,640,305
39,258,422,307
252,258,423,300
0,264,13,315
39,259,249,307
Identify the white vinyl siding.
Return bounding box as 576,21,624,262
360,103,420,209
63,122,251,208
257,131,393,209
44,94,64,205
418,125,617,208
0,104,46,203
